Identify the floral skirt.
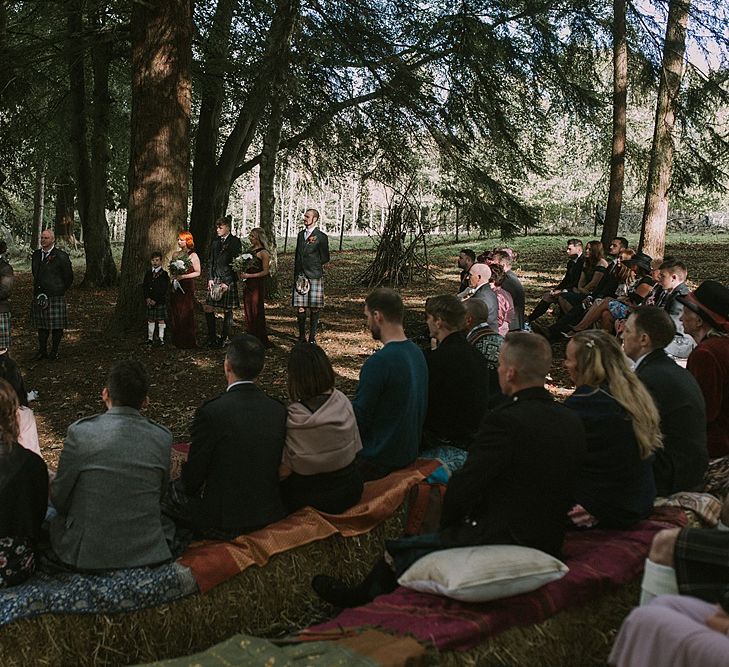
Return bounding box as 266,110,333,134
0,536,35,588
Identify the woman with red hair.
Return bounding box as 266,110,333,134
169,231,201,348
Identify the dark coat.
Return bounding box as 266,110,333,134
0,258,13,314
556,254,585,291
294,228,330,279
423,332,490,445
636,349,708,496
207,234,242,286
142,268,170,305
440,386,586,558
31,247,73,297
181,383,287,537
0,444,48,541
502,270,525,330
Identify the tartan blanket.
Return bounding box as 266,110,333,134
179,459,440,593
305,507,687,652
0,560,196,627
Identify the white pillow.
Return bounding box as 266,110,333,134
397,545,569,603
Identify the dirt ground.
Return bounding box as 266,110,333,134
13,235,728,469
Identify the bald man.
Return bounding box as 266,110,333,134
31,229,73,360
466,263,499,332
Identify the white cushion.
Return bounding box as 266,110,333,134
397,545,569,603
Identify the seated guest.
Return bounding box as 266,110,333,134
312,333,587,607
353,289,427,480
456,248,475,294
622,307,708,496
179,335,286,538
557,240,609,314
678,281,729,457
527,238,584,324
654,258,694,359
421,295,490,450
0,354,40,456
0,379,47,587
50,360,173,570
491,250,525,330
465,263,499,332
564,331,661,528
488,264,515,337
280,343,363,514
463,298,504,407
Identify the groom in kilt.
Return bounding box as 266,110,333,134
204,215,242,348
292,209,330,343
31,229,74,360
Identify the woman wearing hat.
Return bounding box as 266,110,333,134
679,281,729,458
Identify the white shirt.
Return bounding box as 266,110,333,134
227,380,254,391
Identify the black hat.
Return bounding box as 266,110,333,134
677,280,729,334
622,251,652,274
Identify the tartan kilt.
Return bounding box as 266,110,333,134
146,303,167,321
674,527,729,603
31,296,68,329
291,277,324,308
0,312,10,349
205,282,239,310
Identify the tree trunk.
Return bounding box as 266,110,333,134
31,167,45,249
601,0,628,248
112,0,192,332
53,175,75,245
639,0,690,258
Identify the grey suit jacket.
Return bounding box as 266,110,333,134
50,407,173,570
471,283,500,332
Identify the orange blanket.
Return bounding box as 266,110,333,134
179,459,439,593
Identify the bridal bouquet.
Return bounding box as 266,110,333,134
169,254,193,293
232,252,254,275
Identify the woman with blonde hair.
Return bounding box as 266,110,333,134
240,227,271,347
0,379,48,587
564,330,661,528
169,231,202,348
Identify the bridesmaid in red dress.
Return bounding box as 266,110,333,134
169,231,202,349
240,227,271,347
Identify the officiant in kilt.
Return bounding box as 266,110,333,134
31,229,73,360
204,215,242,348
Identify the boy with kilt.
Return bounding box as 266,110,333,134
0,242,14,353
204,215,242,348
142,251,170,346
292,209,330,343
31,230,73,361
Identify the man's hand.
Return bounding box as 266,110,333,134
220,283,229,293
208,279,214,289
146,298,155,306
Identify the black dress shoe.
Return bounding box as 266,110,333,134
48,351,59,361
31,351,48,361
311,575,370,608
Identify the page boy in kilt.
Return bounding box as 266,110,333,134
0,242,14,353
142,251,170,346
292,209,330,343
204,215,242,348
31,230,73,360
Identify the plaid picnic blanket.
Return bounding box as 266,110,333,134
305,507,687,652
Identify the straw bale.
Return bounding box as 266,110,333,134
0,506,405,667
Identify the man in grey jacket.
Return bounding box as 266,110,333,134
50,360,173,570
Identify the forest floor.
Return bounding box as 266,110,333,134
11,232,729,469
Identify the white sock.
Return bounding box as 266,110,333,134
639,558,678,605
158,323,166,341
147,322,155,340
717,521,729,532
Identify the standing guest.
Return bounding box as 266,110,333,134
527,239,583,324
623,307,708,496
280,343,363,514
169,231,202,349
353,289,428,481
422,295,490,451
564,331,661,529
0,355,40,457
492,250,525,330
0,379,48,588
456,248,476,294
30,229,73,361
204,215,242,348
489,264,515,337
678,281,729,458
465,263,500,332
292,209,330,344
0,241,14,354
177,335,286,538
240,227,271,347
142,251,170,346
463,298,504,408
49,360,173,570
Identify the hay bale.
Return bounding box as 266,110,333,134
0,506,406,667
431,580,640,667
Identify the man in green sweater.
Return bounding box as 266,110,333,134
353,288,428,481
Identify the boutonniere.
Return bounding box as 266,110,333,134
47,255,55,262
306,234,317,245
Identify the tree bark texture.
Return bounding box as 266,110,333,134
601,0,628,248
113,0,192,332
53,177,75,246
31,167,45,249
639,0,690,259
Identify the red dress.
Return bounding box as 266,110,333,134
243,248,270,347
169,252,197,349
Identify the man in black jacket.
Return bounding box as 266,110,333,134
527,239,583,325
204,215,242,348
177,335,286,538
292,208,330,343
31,229,73,360
623,307,708,496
